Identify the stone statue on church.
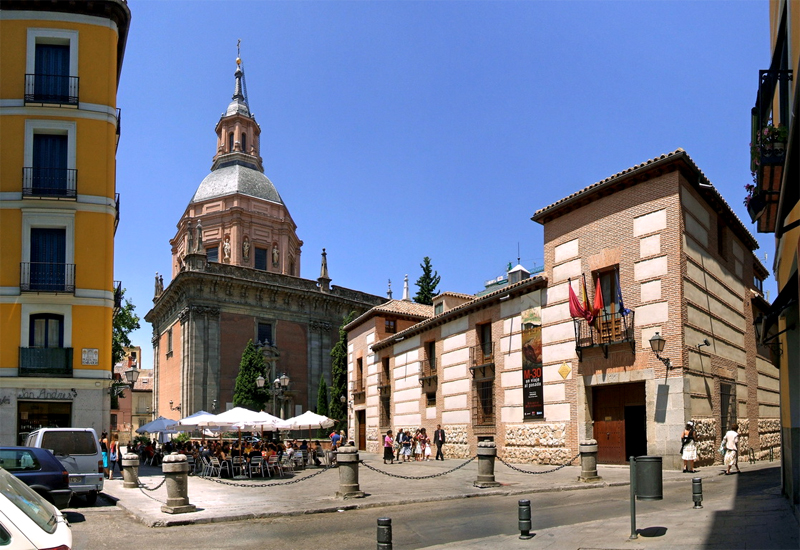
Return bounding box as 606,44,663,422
223,236,231,261
242,236,250,261
186,220,193,255
195,220,203,253
154,272,160,297
272,244,279,267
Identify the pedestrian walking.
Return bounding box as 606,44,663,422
383,430,394,464
433,424,445,460
108,434,119,479
681,421,697,473
395,429,405,462
723,423,741,475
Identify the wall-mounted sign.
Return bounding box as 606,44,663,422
522,310,543,420
16,389,78,401
82,348,99,366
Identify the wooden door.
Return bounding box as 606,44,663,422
357,410,366,450
593,385,626,464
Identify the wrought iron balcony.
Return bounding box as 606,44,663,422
352,378,365,395
114,193,120,234
22,167,77,199
113,280,123,314
24,74,79,106
470,343,494,368
419,359,437,386
573,310,635,360
20,262,75,293
377,371,391,389
19,347,73,377
115,108,122,152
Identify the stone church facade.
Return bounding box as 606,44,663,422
145,58,385,420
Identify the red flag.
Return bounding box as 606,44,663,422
569,279,586,319
581,274,594,323
593,276,604,318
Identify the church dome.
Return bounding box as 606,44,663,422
191,162,283,204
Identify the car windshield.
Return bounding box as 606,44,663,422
0,468,57,534
41,431,97,456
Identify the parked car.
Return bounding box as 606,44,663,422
0,447,72,509
25,428,103,505
0,466,72,549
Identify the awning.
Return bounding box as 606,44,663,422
759,269,798,343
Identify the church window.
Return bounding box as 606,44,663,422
207,247,219,263
257,322,272,346
241,133,247,152
254,247,267,270
228,132,234,153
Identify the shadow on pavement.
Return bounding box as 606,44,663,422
704,465,798,548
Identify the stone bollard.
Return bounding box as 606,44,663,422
336,444,365,499
160,453,196,514
578,439,602,482
121,453,140,489
474,441,501,488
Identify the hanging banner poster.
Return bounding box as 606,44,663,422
522,308,543,420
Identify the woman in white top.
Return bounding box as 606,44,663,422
722,423,740,475
681,421,697,473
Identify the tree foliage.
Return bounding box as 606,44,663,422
112,289,140,367
413,256,441,305
316,376,329,438
233,340,268,411
329,311,355,434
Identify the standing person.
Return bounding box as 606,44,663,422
680,421,697,473
413,429,423,461
108,434,119,479
723,423,741,475
383,430,394,464
402,429,412,462
433,424,446,461
395,429,405,462
420,428,432,461
100,432,109,479
330,430,341,450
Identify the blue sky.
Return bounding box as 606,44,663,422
116,1,774,369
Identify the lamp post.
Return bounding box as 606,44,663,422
256,372,290,418
169,400,181,413
254,339,281,414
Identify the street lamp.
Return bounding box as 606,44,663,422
648,332,672,369
169,400,181,412
110,368,139,397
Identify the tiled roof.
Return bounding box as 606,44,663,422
531,148,758,250
371,275,546,351
345,300,433,331
436,291,475,300
134,371,154,391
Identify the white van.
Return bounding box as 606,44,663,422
25,428,104,505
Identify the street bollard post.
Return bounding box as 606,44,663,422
518,499,534,539
692,477,703,509
160,453,196,514
121,453,139,489
474,441,501,488
336,444,365,499
629,456,637,540
377,517,392,550
578,439,602,482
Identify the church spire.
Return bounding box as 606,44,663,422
318,248,331,291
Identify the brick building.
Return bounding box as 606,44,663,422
348,150,778,469
145,58,386,420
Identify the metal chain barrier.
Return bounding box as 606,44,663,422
197,465,333,488
360,456,477,480
496,453,580,475
128,468,168,504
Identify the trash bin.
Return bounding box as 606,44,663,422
634,456,663,501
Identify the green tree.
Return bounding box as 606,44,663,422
413,256,441,305
329,311,355,435
233,340,268,411
112,289,140,367
316,376,329,438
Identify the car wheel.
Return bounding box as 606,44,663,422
85,490,98,505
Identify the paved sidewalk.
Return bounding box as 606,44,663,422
101,452,791,540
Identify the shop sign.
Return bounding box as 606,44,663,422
16,389,78,401
522,308,544,420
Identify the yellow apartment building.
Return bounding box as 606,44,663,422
0,1,131,444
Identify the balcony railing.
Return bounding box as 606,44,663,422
113,280,123,314
20,262,75,293
419,359,437,387
114,193,120,234
22,167,77,199
24,74,79,106
19,347,73,377
470,343,494,368
472,379,495,428
573,310,635,360
115,108,121,152
377,371,391,389
352,378,365,395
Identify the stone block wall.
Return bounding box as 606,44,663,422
757,418,781,460
502,423,572,464
692,418,719,465
738,418,750,456
366,426,379,454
